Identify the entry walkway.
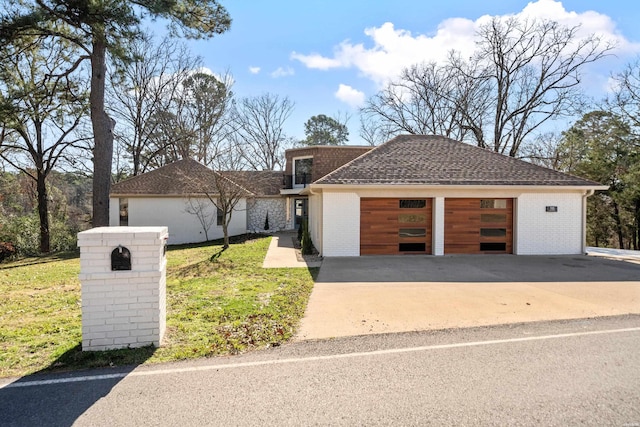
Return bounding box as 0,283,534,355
262,232,322,268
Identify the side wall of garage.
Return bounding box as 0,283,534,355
308,193,323,254
515,192,584,255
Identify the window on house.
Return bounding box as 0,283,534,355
119,198,128,226
294,157,313,186
216,207,223,226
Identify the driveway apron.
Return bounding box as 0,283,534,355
295,255,640,340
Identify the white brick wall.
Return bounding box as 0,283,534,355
433,197,445,255
515,192,584,255
78,226,168,351
321,192,360,256
309,193,323,254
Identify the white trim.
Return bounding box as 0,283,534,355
309,184,608,192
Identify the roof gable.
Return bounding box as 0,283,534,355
315,135,603,187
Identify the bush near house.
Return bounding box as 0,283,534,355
0,235,317,378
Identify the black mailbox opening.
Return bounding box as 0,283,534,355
111,246,132,271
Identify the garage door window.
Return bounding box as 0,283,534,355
399,199,426,208
399,243,426,252
480,199,507,209
480,242,507,251
480,228,506,237
399,228,426,237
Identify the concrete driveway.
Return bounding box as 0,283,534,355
296,255,640,340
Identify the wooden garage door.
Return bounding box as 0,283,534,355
444,198,513,254
361,198,432,255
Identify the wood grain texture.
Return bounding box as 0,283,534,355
360,198,432,255
444,198,513,254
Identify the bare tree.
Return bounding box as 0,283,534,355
610,58,640,138
184,197,217,241
0,37,89,252
231,93,294,170
0,0,231,227
361,62,474,141
145,71,234,169
182,169,249,249
520,132,564,170
362,16,613,157
471,17,612,156
109,35,201,177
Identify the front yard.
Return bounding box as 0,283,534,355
0,235,317,378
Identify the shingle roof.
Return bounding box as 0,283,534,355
221,170,283,196
315,135,603,186
110,159,284,197
111,159,246,196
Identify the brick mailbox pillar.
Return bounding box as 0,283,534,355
77,226,168,351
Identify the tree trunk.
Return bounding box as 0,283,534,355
90,34,114,227
36,170,50,253
222,222,229,249
612,201,624,249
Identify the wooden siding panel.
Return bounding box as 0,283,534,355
360,198,432,255
444,198,513,254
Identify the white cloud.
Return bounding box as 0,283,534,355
249,66,261,74
335,84,365,108
271,66,295,78
291,0,637,87
290,52,343,70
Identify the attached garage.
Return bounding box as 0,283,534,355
361,198,432,255
307,135,607,257
444,198,513,254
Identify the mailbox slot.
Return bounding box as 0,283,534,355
111,246,132,271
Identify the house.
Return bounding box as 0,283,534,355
280,145,373,229
109,146,369,244
109,159,284,244
110,135,605,255
303,135,607,256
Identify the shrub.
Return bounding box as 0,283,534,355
0,242,16,262
301,220,313,255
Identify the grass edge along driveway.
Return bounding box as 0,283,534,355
0,235,317,378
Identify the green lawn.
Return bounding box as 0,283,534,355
0,235,317,378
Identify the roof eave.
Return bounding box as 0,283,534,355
308,183,609,192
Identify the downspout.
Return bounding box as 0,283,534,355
582,189,595,254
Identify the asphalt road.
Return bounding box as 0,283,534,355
2,315,640,426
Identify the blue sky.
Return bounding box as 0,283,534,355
177,0,640,145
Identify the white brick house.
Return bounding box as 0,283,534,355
303,135,607,257
109,160,285,245
109,136,606,255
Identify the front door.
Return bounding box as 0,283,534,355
294,198,308,229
